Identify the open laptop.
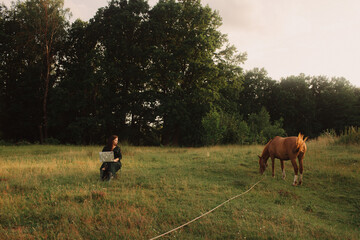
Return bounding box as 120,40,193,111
99,151,115,162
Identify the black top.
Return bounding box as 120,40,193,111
102,146,122,161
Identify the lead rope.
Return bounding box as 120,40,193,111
150,176,265,240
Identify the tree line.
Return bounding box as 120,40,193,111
1,0,359,146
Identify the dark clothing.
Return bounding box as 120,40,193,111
102,145,122,160
100,146,122,180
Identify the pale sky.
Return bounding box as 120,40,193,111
3,0,360,87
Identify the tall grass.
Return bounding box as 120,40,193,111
337,126,360,145
0,141,359,239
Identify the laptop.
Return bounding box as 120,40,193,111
99,151,115,162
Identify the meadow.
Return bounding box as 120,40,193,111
0,137,359,239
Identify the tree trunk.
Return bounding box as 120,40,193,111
43,48,50,140
39,125,44,144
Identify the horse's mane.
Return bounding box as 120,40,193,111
261,138,273,157
296,133,308,153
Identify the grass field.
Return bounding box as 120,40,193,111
0,138,359,239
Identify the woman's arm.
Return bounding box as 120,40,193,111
113,147,122,160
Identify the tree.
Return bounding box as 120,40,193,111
310,76,358,134
89,0,151,144
1,3,41,141
201,108,224,145
148,0,227,146
239,68,277,119
20,0,69,142
49,19,104,144
277,74,315,136
0,0,69,142
248,107,285,144
220,112,249,144
215,45,246,115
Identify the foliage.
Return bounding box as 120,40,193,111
239,72,359,139
1,1,359,146
220,113,249,145
147,0,227,146
239,68,276,117
276,74,315,136
262,120,286,141
201,108,224,145
0,143,359,239
0,0,70,142
248,107,286,144
202,107,283,146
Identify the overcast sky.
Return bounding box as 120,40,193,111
3,0,360,87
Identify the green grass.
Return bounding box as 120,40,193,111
0,139,359,239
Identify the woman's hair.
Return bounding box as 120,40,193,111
106,135,118,149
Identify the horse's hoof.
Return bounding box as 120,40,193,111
292,182,298,186
298,181,302,185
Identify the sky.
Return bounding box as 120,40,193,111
3,0,360,87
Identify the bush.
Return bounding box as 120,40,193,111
262,119,286,140
16,140,31,145
337,126,360,145
201,107,286,145
201,109,224,145
44,137,61,145
248,107,286,144
237,120,250,144
221,113,249,144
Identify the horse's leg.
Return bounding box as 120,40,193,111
298,152,305,185
271,157,275,177
280,160,286,180
290,158,299,186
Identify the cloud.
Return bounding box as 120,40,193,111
203,0,360,85
64,0,108,21
203,0,263,31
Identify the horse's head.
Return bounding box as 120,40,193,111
258,155,267,174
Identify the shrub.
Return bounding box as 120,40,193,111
262,120,286,140
44,137,61,145
337,126,360,145
221,113,249,144
247,107,286,144
16,140,31,145
201,109,224,145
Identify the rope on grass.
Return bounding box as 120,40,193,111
150,176,265,240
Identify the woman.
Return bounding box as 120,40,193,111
100,135,122,181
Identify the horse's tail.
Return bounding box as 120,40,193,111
296,133,308,153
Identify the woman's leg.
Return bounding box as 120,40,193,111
99,163,108,180
108,162,122,178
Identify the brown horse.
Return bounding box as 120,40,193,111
258,133,308,186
